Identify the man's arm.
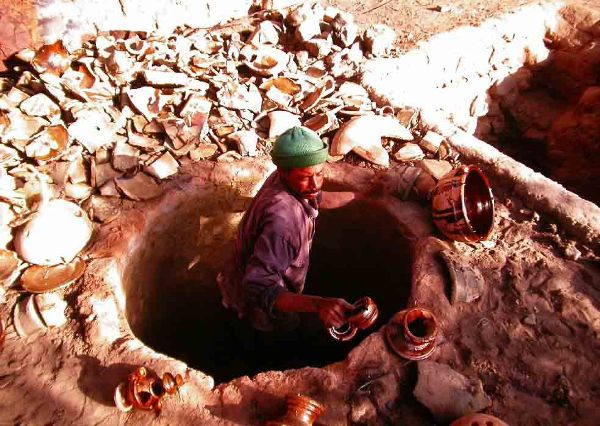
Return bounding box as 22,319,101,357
274,292,354,328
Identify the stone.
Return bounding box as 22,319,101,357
364,24,396,57
414,361,491,422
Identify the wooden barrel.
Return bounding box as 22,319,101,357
431,165,495,243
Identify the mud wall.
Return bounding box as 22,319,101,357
361,3,562,133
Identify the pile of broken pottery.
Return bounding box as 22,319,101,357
0,1,460,334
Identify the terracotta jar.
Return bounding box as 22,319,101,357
431,165,495,243
385,307,438,361
266,394,325,426
329,296,379,341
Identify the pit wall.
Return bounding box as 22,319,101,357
361,2,600,251
361,2,563,134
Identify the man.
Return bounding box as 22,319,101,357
219,126,355,333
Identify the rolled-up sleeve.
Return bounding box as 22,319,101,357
243,226,298,316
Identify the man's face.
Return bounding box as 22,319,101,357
280,164,325,200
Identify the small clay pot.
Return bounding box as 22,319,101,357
385,308,438,361
431,165,495,243
114,367,183,414
329,297,379,342
450,413,509,426
266,394,325,426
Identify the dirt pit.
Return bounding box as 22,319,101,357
122,182,413,383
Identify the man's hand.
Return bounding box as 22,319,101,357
316,298,355,328
274,292,354,328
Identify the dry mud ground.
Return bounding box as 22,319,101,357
0,0,599,425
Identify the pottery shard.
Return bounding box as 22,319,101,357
145,152,179,179
34,293,67,327
2,110,48,142
189,144,219,161
115,173,162,201
127,87,164,121
84,195,122,223
112,141,140,172
229,130,258,157
414,361,491,423
394,143,425,162
268,111,301,139
19,94,60,117
331,12,358,47
296,18,321,42
180,94,211,136
305,37,333,58
419,131,445,153
248,20,281,46
419,159,453,181
332,115,413,167
67,111,114,153
364,25,396,57
142,70,188,87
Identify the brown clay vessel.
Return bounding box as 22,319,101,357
114,367,184,414
385,307,438,360
265,394,325,426
431,165,494,242
329,296,378,341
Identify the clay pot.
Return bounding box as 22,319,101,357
329,296,379,341
114,367,183,413
450,413,509,426
431,165,494,243
385,308,438,361
266,394,325,426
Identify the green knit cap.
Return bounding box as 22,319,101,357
271,126,329,169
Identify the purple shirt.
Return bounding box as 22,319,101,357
219,171,319,331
